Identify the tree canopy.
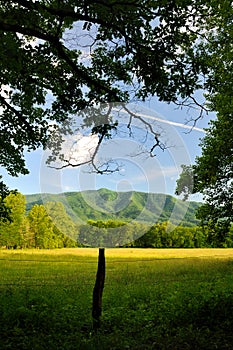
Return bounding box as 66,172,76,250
0,192,78,248
176,109,233,243
176,0,232,243
0,0,232,202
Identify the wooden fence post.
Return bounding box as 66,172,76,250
92,247,105,330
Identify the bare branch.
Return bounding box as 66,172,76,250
47,104,120,174
173,95,209,133
122,104,166,156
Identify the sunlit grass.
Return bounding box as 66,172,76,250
105,247,233,259
2,247,233,259
1,248,233,349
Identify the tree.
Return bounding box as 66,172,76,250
0,192,26,248
175,165,196,201
28,204,61,248
45,201,78,242
28,203,77,248
193,112,232,245
176,113,233,245
176,107,233,244
0,176,11,220
0,0,232,190
175,1,233,244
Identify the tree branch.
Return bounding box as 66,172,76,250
122,104,166,155
0,95,35,135
0,20,119,101
174,95,209,132
47,104,121,174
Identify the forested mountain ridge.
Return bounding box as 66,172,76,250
26,189,201,227
2,190,232,249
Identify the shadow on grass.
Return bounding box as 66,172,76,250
162,294,233,350
1,292,233,350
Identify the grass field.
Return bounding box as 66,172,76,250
1,248,233,349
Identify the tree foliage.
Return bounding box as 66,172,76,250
0,176,11,220
45,201,78,242
79,219,233,248
0,193,77,248
176,111,233,244
132,222,207,248
0,0,231,187
175,0,232,243
176,101,233,243
0,192,26,248
1,192,233,248
27,203,78,248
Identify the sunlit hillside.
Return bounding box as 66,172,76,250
26,188,201,226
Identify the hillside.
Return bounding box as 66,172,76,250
26,188,201,226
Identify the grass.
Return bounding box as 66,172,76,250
1,248,233,349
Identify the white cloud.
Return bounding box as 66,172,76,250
59,133,99,166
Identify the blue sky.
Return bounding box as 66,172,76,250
1,97,214,200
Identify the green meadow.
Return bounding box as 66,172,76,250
1,248,233,349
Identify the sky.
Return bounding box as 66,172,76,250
0,16,217,202
1,97,215,201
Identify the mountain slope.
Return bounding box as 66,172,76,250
26,188,201,226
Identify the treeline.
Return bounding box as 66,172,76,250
1,192,233,249
0,192,78,249
80,220,233,248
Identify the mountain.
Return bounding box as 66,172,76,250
26,188,201,226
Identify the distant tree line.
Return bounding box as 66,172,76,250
81,220,233,248
1,192,233,249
